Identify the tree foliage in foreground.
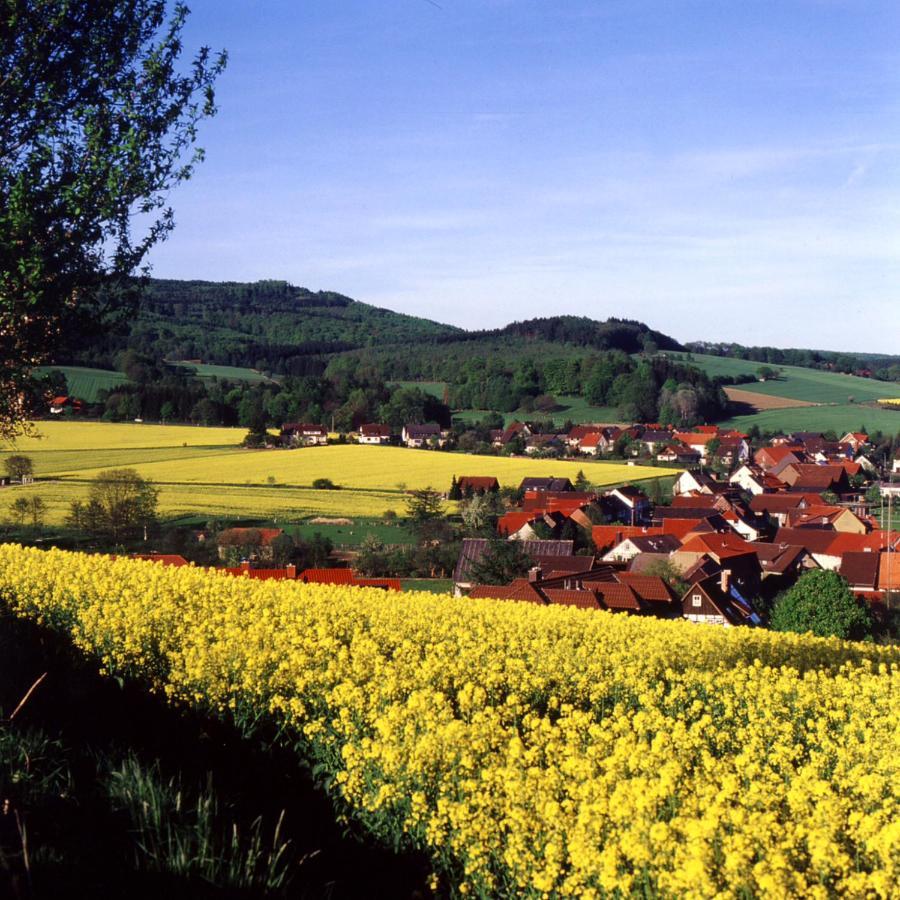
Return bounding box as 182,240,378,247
771,569,873,641
468,540,535,586
0,0,225,438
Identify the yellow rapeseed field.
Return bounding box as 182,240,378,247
1,544,896,898
2,422,674,524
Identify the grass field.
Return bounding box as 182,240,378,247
670,353,892,404
168,361,278,383
34,365,129,402
719,403,900,436
2,422,674,526
452,398,621,428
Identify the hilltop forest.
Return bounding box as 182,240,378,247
36,278,754,430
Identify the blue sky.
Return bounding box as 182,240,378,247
147,1,900,353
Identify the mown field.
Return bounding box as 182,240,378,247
34,365,129,402
719,404,900,436
1,546,896,898
2,422,672,525
169,361,279,383
670,353,892,404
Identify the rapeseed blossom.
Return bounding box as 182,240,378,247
0,544,897,898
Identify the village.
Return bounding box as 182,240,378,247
126,418,900,634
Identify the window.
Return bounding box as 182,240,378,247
692,595,702,607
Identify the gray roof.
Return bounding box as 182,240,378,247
453,538,574,584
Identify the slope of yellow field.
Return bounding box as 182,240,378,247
1,422,676,525
64,444,668,491
3,420,245,451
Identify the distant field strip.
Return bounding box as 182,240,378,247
1,423,674,526
34,366,128,402
671,353,890,404
59,445,669,492
723,387,818,410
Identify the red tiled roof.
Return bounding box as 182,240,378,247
877,554,900,591
615,573,674,603
542,589,601,609
132,553,190,567
498,512,539,535
594,583,641,610
591,525,662,550
300,568,356,584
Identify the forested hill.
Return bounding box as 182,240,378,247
61,279,463,375
57,279,683,375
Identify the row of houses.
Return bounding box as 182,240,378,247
455,428,899,624
280,422,449,448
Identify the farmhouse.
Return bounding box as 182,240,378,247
402,423,447,448
281,422,328,446
359,424,392,445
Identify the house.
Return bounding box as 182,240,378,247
839,432,869,452
893,450,900,475
839,552,880,594
749,493,820,527
656,444,701,465
601,533,681,563
729,464,767,496
567,424,603,448
681,573,760,627
785,505,870,534
519,477,573,493
458,476,499,496
778,464,850,495
216,527,286,562
453,538,575,595
754,446,803,472
639,429,673,455
672,470,727,497
591,525,663,554
281,422,328,446
605,486,651,525
524,434,564,455
402,423,447,448
359,424,392,445
578,432,604,456
493,421,532,448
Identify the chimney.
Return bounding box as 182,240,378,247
286,564,297,578
528,566,542,584
720,569,731,593
241,560,251,572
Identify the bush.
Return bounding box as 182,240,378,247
311,478,338,490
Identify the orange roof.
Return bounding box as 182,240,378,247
591,525,663,550
498,512,539,535
615,573,674,603
679,532,752,557
827,532,897,556
594,583,641,610
580,432,603,448
877,555,900,590
132,553,190,567
542,589,601,609
300,568,357,584
674,431,721,446
662,518,714,539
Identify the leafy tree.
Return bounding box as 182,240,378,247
468,539,534,586
460,491,504,535
770,570,873,641
4,455,33,483
1,1,226,438
9,497,30,527
574,469,591,491
311,478,338,490
68,468,158,542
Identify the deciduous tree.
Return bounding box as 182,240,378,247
1,0,226,438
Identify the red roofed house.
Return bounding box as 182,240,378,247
217,527,286,562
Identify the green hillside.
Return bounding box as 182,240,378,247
670,353,892,404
